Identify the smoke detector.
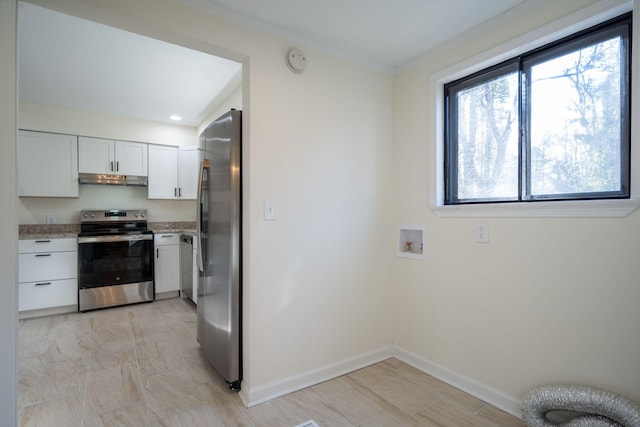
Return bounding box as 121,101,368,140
286,48,307,73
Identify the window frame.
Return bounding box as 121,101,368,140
428,0,639,217
444,59,521,204
444,13,631,205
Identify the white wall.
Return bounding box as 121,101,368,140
18,102,198,224
27,0,395,405
19,186,195,224
197,82,242,136
0,0,18,424
20,102,197,146
393,0,640,413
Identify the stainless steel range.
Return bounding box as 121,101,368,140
77,209,154,311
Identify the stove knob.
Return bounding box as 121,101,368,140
82,212,88,219
90,213,96,218
141,212,146,218
134,212,139,218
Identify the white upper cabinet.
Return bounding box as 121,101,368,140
18,130,79,198
148,145,178,199
177,146,201,200
78,136,148,176
148,145,201,200
77,136,113,174
116,140,148,176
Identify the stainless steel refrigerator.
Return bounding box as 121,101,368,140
196,109,242,390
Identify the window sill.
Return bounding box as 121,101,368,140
431,199,640,218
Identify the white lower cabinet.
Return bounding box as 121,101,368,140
154,233,180,294
18,238,77,313
19,280,77,312
18,251,76,283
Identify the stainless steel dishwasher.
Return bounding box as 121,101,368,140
180,234,194,302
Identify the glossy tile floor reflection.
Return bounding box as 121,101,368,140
19,298,524,426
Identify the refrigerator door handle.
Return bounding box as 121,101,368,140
196,159,209,272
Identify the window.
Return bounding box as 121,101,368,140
444,13,631,205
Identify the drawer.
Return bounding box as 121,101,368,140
19,251,77,283
19,238,77,253
19,279,77,312
154,233,180,245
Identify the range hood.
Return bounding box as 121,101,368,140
79,173,148,186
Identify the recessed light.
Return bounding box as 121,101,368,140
169,115,182,121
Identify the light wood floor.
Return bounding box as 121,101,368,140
19,298,524,426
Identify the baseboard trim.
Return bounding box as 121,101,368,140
154,291,180,300
393,346,523,419
239,345,523,419
19,304,77,319
240,346,394,407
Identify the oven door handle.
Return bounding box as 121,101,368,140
78,234,154,244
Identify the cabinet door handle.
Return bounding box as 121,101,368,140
174,187,177,197
35,240,51,243
116,161,119,172
178,188,182,197
156,248,159,258
35,254,51,257
110,161,114,172
161,235,172,238
35,282,52,286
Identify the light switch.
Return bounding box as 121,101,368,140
264,200,277,221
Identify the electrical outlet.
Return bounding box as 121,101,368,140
46,215,56,224
476,223,489,243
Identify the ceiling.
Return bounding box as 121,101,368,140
18,2,242,127
18,0,526,127
183,0,526,69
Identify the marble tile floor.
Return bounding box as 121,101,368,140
19,298,524,426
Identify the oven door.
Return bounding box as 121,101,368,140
78,234,154,311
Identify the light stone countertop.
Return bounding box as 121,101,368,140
19,222,196,239
19,224,80,240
